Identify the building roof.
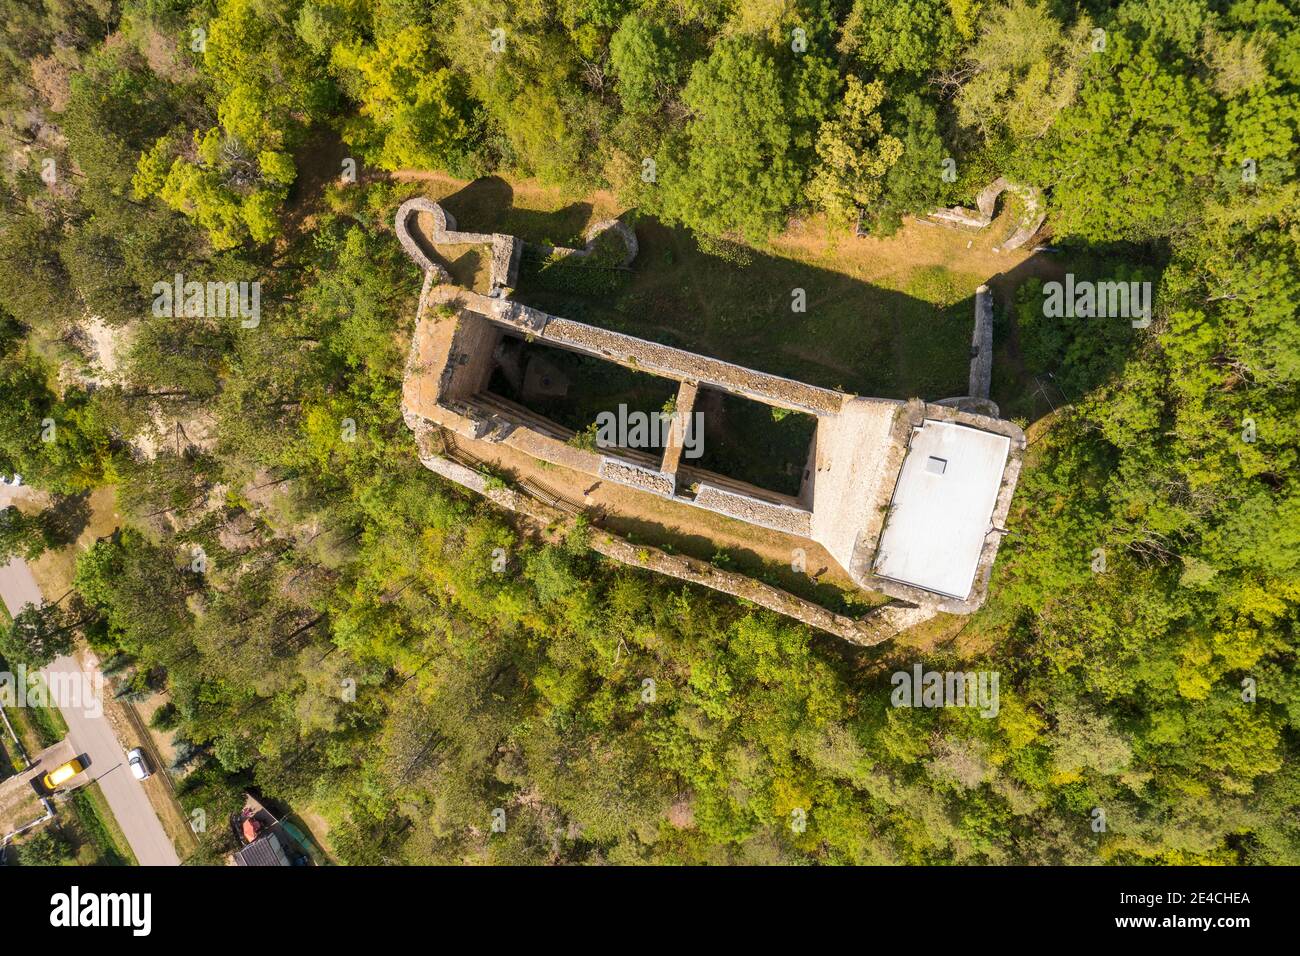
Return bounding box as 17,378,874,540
872,420,1011,600
234,833,290,867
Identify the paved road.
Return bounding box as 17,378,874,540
1,556,180,865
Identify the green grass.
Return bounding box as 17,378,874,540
516,218,979,403
0,735,17,778
69,784,137,866
0,655,67,750
694,391,816,497
24,698,67,748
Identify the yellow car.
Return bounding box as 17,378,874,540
42,758,84,791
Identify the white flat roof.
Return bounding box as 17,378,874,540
872,419,1010,600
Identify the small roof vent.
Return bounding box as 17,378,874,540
925,456,948,475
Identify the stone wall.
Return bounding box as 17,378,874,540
410,433,932,646
537,219,640,267
462,291,848,416
969,285,993,400
659,381,699,477
442,311,501,402
395,197,522,295
599,456,676,497
925,178,1046,251
693,483,814,537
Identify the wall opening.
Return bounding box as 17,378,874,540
693,388,816,498
485,335,680,455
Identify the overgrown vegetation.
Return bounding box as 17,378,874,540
0,0,1295,865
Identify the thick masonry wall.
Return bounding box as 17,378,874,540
474,294,846,416
693,483,813,537
659,381,699,477
924,177,1046,251
969,285,993,400
397,197,521,295
443,311,501,402
599,456,677,497
408,428,931,645
540,315,846,416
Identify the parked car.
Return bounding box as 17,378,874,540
43,758,84,790
126,748,151,781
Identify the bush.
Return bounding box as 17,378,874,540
149,701,182,732
17,827,74,866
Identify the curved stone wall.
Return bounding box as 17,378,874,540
925,177,1047,251
395,196,640,293
394,196,522,296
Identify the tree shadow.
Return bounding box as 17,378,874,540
516,215,987,405
41,493,91,547
984,242,1168,421
285,127,352,234
437,176,594,248
594,512,865,614
418,178,1155,431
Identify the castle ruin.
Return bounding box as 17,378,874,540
396,197,1025,641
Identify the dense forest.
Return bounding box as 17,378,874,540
0,0,1297,864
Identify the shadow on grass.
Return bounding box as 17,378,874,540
428,176,1157,467
439,176,594,248
42,493,91,548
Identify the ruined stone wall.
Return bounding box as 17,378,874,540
536,219,640,267
599,456,676,497
925,178,1046,251
443,311,501,402
396,197,522,295
693,483,813,537
470,293,847,416
674,464,802,507
409,432,931,646
659,381,698,477
506,427,603,474
969,285,993,401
